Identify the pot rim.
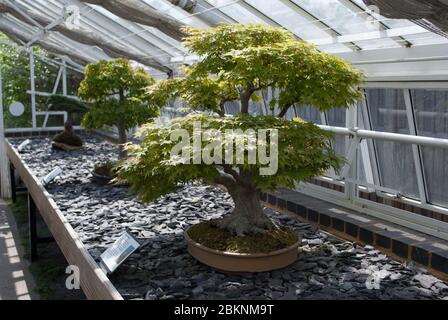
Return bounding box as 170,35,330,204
91,169,114,180
184,224,301,258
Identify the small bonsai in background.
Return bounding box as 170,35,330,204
78,58,159,160
52,120,83,151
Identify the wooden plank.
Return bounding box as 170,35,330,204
6,141,123,300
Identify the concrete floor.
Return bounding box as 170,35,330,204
0,199,38,300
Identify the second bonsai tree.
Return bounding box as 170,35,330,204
78,58,158,160
78,58,159,183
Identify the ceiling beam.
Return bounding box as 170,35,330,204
279,0,358,50
167,0,237,25
0,0,172,72
362,0,448,38
0,15,95,65
0,38,85,72
338,0,412,47
309,25,429,46
79,0,187,41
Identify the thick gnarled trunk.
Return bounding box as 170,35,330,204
117,90,128,160
215,183,275,236
116,120,128,160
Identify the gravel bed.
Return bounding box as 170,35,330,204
10,134,448,300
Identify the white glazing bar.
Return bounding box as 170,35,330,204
62,60,67,96
310,26,427,46
360,93,381,186
52,66,63,94
403,89,429,204
344,103,358,201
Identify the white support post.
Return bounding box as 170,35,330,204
360,93,381,187
344,103,358,201
29,47,37,129
320,111,337,178
403,89,429,204
62,60,67,96
340,137,361,179
0,68,12,199
52,66,63,94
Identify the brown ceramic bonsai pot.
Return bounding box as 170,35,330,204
185,226,301,272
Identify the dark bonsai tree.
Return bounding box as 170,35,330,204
119,24,364,236
52,120,83,151
78,58,159,159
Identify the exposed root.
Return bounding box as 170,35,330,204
212,213,277,236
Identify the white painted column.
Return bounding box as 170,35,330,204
0,68,12,199
62,60,67,96
29,47,37,129
344,103,358,201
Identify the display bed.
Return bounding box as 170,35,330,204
7,135,448,300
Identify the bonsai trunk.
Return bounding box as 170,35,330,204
116,120,127,160
214,179,275,236
240,87,253,115
117,89,128,160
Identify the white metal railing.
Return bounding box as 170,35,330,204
318,125,448,149
296,87,448,241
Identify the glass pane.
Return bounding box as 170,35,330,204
350,0,448,46
293,0,399,49
366,88,419,198
375,140,419,198
295,105,321,124
245,0,337,39
411,89,448,206
143,0,208,27
206,0,267,24
367,88,409,134
326,108,346,157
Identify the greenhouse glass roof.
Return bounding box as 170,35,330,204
1,0,448,80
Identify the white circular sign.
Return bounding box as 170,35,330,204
9,102,25,117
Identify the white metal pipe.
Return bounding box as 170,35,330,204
26,90,79,100
317,125,448,149
5,126,82,133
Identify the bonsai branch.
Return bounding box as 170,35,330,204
277,104,292,118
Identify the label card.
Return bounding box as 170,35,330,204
41,166,63,185
17,139,31,152
100,231,140,274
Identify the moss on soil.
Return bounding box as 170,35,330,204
94,161,118,177
187,221,299,254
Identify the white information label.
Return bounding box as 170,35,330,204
100,231,140,274
17,139,31,152
42,166,63,185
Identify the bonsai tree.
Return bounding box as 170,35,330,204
52,120,83,150
78,58,159,159
119,24,364,236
